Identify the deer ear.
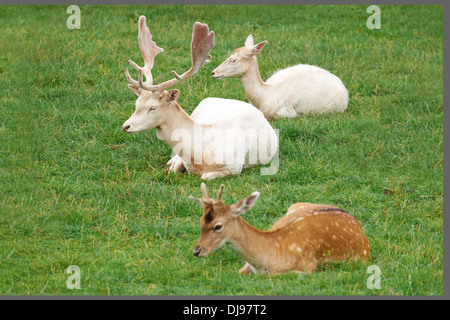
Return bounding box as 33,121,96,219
245,35,254,49
188,196,203,206
166,89,180,102
250,40,267,55
232,192,260,216
128,84,141,96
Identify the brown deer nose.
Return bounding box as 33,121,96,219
211,71,215,76
122,125,131,132
193,246,202,257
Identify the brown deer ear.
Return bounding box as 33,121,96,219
231,192,260,216
188,196,203,206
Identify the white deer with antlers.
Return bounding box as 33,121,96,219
191,183,370,274
122,17,278,180
212,35,349,118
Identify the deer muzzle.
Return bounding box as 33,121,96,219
193,245,205,257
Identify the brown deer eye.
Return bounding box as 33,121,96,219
214,224,223,232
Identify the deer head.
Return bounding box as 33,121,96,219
122,16,215,133
211,35,267,79
190,183,260,257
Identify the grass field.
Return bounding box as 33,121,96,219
0,5,443,296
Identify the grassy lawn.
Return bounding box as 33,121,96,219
0,5,443,296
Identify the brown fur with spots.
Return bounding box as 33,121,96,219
191,184,370,275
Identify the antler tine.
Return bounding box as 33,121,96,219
125,66,139,87
217,184,225,202
138,21,215,92
125,16,164,88
201,183,209,199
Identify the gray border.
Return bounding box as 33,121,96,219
0,1,447,4
0,0,446,300
0,295,446,300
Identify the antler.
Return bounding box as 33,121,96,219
125,16,164,89
126,20,215,92
189,183,225,205
217,184,225,202
201,183,209,199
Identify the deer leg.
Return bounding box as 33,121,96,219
239,262,256,275
201,170,232,180
166,155,186,173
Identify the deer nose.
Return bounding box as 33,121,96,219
193,246,202,257
211,71,215,76
122,124,131,132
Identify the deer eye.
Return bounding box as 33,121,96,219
148,106,158,113
229,58,236,64
213,224,223,232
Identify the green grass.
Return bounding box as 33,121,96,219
0,5,443,296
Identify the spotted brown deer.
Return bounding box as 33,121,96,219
122,17,278,180
190,183,369,274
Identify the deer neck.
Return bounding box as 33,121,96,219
239,57,268,109
156,102,209,164
227,217,280,271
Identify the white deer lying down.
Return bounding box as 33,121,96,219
212,35,349,118
122,17,278,180
191,184,370,274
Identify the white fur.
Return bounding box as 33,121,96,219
123,91,278,180
212,35,349,118
123,19,278,180
263,64,348,117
